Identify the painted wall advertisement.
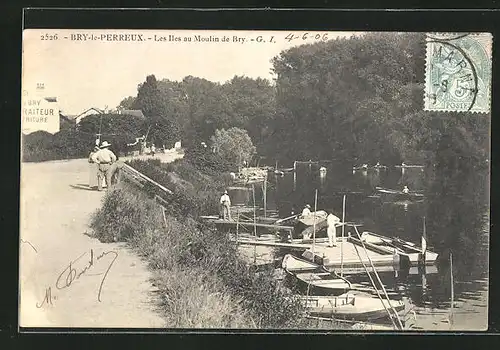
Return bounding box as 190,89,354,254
22,85,60,135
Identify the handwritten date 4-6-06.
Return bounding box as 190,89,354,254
285,32,329,42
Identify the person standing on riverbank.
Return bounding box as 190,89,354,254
92,141,117,191
88,146,100,189
220,190,232,220
327,211,341,247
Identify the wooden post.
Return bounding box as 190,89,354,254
450,251,454,329
419,217,427,267
293,161,297,191
341,194,346,277
312,189,318,258
236,209,240,244
252,185,257,265
263,173,267,218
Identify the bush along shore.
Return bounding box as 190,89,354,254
89,156,348,328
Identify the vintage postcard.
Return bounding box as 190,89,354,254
20,28,491,331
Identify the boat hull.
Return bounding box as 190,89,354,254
300,293,405,321
282,254,352,295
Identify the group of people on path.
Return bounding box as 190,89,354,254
88,141,120,191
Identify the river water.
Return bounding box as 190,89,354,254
232,162,489,330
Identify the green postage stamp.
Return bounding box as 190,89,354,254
424,33,492,113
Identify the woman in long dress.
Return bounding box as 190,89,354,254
88,146,100,189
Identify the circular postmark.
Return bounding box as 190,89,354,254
425,33,491,112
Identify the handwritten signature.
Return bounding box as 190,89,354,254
36,249,118,308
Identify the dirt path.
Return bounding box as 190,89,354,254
19,152,182,328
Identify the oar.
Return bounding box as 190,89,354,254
275,213,299,224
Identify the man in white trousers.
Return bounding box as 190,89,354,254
327,211,341,247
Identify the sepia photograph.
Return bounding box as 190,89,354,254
20,28,491,331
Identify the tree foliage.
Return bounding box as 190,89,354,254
210,127,256,168
269,32,488,169
24,32,489,180
117,96,136,110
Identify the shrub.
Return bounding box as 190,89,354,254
126,158,232,218
90,180,308,329
90,185,162,243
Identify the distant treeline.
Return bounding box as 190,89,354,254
23,32,489,172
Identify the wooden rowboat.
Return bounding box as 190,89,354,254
350,231,438,267
282,254,351,295
375,187,424,201
299,293,405,321
353,164,387,170
298,210,328,226
394,165,424,168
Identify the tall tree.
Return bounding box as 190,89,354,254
133,75,181,147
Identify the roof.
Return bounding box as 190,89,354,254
119,109,146,119
77,107,105,118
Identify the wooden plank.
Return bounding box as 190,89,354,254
208,219,294,231
235,239,311,250
122,163,173,195
227,186,251,191
348,236,394,255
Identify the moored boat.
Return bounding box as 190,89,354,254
352,164,369,171
353,164,387,170
282,254,351,295
299,293,405,321
351,231,438,267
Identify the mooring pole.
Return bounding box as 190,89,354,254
450,251,454,329
252,184,257,265
293,161,297,191
341,194,346,277
312,189,318,258
263,173,267,218
236,209,240,243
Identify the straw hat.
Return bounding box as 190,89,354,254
305,204,311,208
100,141,111,148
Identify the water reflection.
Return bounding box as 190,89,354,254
258,162,489,313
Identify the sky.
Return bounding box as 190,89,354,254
22,29,361,115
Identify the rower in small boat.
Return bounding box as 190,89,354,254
301,204,312,218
